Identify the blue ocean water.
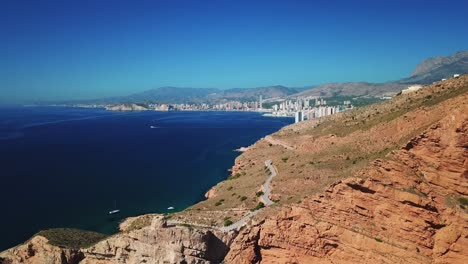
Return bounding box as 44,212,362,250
0,106,292,251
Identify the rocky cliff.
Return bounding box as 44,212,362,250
0,216,233,264
226,105,467,263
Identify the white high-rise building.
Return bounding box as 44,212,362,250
295,111,303,123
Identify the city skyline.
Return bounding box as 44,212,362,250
2,0,468,103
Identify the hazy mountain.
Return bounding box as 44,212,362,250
289,50,467,98
124,87,219,104
399,51,468,84
410,51,468,77
290,82,406,98
209,85,305,102
66,85,307,105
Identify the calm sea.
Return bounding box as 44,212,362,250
0,106,292,251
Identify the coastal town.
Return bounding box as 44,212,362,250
81,95,356,124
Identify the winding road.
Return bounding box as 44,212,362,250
167,160,278,232
260,160,276,206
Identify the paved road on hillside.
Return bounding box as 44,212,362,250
220,160,278,232
260,160,276,206
167,160,279,232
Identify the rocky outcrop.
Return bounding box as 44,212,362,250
82,216,232,264
0,216,234,264
225,105,468,263
205,187,218,199
0,236,84,264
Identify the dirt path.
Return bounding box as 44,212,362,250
264,135,294,150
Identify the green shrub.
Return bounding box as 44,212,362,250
251,202,265,211
256,191,264,197
215,199,224,206
223,218,233,226
240,196,247,201
458,197,468,206
228,173,241,180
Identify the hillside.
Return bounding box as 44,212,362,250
2,75,466,263
290,81,406,98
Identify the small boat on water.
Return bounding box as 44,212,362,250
167,206,174,210
150,125,158,128
109,200,120,215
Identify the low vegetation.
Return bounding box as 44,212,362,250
402,187,427,198
36,228,107,249
228,173,241,180
252,202,265,211
223,217,233,226
215,199,225,206
127,215,154,231
458,197,468,208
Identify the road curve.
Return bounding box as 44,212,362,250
260,160,276,206
168,160,278,233
221,160,278,231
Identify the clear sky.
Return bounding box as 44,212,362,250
1,0,468,103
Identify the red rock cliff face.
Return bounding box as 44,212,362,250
226,104,468,263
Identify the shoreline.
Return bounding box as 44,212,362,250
0,109,291,252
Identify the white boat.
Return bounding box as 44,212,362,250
109,200,120,214
150,125,158,128
167,206,174,210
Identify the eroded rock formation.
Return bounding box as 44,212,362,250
225,105,468,263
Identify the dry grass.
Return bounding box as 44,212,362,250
172,76,468,227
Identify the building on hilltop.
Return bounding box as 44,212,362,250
401,85,423,94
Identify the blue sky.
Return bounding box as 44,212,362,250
1,0,468,102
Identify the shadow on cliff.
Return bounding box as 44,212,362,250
205,231,231,263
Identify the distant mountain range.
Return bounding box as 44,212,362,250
59,50,467,105
290,50,468,99
63,85,307,105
